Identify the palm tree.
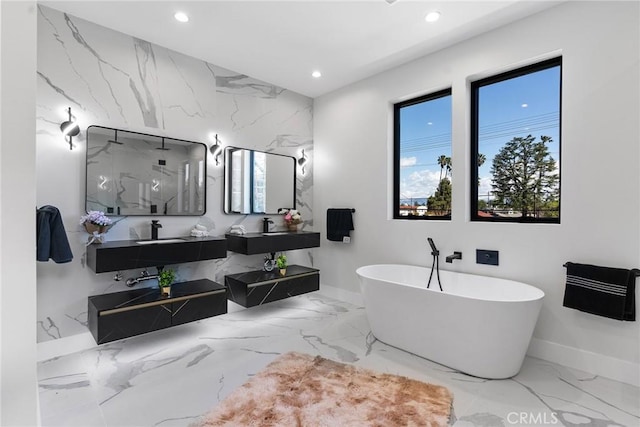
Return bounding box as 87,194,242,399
444,156,452,179
477,153,486,168
437,155,448,181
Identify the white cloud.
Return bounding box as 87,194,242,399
400,156,417,167
478,176,493,199
400,169,441,199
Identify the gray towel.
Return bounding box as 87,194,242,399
37,205,73,263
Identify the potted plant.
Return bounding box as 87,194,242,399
158,268,176,297
276,254,287,276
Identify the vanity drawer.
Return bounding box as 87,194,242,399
88,279,227,344
225,265,319,308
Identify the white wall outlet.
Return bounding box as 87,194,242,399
343,236,351,243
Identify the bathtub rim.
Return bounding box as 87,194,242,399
356,263,545,303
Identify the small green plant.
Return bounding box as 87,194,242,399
158,268,176,288
276,254,287,270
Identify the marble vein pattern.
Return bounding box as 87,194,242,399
35,4,313,343
38,293,639,427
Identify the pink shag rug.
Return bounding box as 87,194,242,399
191,351,453,427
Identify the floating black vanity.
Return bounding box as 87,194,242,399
224,231,321,307
225,231,320,255
225,265,319,308
88,279,227,344
86,236,228,344
86,236,227,273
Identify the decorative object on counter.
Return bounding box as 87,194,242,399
263,253,276,272
276,253,287,276
37,205,73,263
563,262,638,321
279,208,302,231
326,208,355,242
158,267,176,297
80,210,112,244
190,352,452,427
228,224,246,235
190,224,209,237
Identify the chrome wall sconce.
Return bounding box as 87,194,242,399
60,107,80,150
298,149,308,175
210,134,222,165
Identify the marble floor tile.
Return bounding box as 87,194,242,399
37,293,640,427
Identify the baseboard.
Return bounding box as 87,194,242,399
527,337,640,387
317,283,364,307
37,331,96,362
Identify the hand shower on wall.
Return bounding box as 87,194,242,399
426,237,443,291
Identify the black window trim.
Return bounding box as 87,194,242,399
470,56,562,224
393,88,452,220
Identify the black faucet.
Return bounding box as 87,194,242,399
446,252,462,263
151,220,162,240
262,217,274,233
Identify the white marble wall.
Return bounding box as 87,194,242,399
36,6,313,343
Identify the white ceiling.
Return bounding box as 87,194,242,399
40,0,562,98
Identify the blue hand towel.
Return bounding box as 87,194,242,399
563,262,636,321
37,205,73,263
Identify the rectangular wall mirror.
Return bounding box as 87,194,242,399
86,125,207,216
223,146,296,214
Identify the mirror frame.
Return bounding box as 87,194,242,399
85,125,208,216
223,146,296,215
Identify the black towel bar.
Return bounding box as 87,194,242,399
563,263,640,277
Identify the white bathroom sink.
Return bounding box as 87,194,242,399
136,238,187,245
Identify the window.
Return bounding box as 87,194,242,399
394,89,452,219
471,57,562,223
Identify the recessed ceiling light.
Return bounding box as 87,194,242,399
312,70,322,78
174,12,189,23
425,11,441,23
521,103,528,108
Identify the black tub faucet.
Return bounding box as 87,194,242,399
151,220,162,240
446,252,462,263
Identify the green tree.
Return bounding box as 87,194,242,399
427,178,451,216
490,135,558,218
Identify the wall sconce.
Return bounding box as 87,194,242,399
210,133,222,165
59,107,80,150
298,149,308,175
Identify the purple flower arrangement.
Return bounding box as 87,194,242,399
80,210,112,227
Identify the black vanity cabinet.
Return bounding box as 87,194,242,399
88,279,227,344
224,231,320,255
86,236,227,273
225,265,319,308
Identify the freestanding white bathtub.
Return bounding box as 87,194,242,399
356,264,544,379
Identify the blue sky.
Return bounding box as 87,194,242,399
399,65,561,202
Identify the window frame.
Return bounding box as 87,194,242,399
470,57,562,224
393,88,453,220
